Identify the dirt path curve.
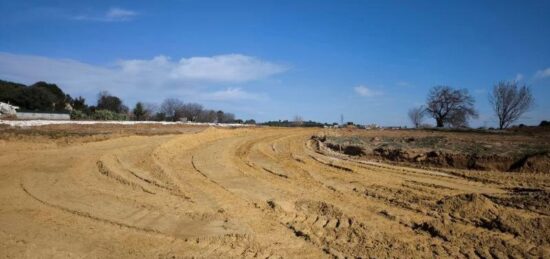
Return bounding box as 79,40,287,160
0,127,548,258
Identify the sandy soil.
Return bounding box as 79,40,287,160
0,126,549,258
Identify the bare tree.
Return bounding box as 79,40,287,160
293,115,304,126
425,86,478,127
142,102,158,120
445,109,470,128
408,106,425,128
489,81,534,129
160,98,184,121
179,103,203,121
220,112,235,123
197,109,218,122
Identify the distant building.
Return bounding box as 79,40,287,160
0,102,19,116
1,102,70,120
384,126,403,130
364,124,379,129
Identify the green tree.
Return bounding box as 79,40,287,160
71,96,88,111
31,81,70,111
0,80,72,112
132,102,147,121
97,91,128,113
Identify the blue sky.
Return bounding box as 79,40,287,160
1,0,549,126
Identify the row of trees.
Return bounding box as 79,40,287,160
408,81,534,129
261,118,332,127
0,79,246,123
70,93,244,123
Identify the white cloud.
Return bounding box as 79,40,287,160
118,54,286,82
118,54,286,83
0,52,284,103
354,85,382,97
534,67,550,79
174,55,286,82
515,73,524,81
74,7,138,22
106,8,138,21
200,88,265,101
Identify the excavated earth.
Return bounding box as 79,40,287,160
0,126,549,258
319,128,550,173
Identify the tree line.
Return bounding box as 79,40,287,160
0,80,72,112
408,81,535,130
0,78,538,128
73,93,252,123
0,79,248,123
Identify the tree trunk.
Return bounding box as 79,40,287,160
436,118,444,127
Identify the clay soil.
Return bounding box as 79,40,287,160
0,125,549,258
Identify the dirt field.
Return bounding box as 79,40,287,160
318,127,550,173
0,126,549,258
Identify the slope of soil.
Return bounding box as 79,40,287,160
318,128,550,173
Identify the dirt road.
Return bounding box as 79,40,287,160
1,127,548,258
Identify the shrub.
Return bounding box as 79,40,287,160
70,110,88,120
91,109,127,121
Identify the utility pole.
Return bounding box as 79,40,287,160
340,114,344,126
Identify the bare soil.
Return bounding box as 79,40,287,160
0,126,549,258
319,127,550,173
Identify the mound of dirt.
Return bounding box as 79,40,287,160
295,200,344,218
436,193,500,221
509,152,550,173
318,130,550,173
435,193,550,246
324,143,366,156
371,147,530,172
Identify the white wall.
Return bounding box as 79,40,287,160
16,112,70,120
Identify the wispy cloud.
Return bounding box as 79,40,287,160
534,67,550,79
200,88,265,101
354,85,382,97
106,8,138,21
74,7,138,22
515,73,524,81
118,54,286,83
0,52,285,103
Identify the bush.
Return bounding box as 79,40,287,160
540,120,550,127
70,110,88,120
91,109,127,121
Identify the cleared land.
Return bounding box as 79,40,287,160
0,125,549,258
